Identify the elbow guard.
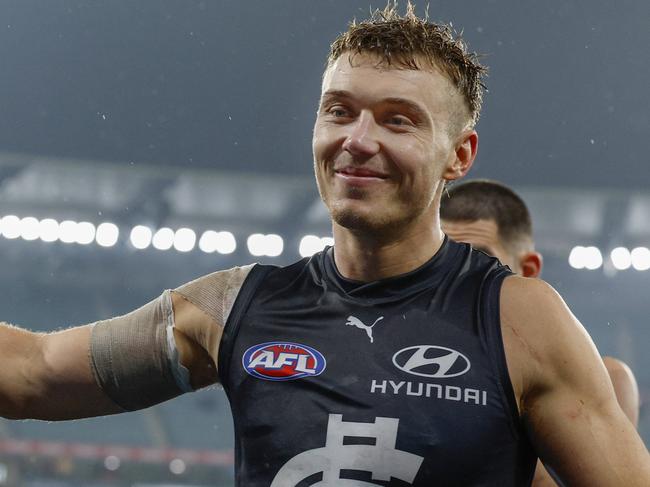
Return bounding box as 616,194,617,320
89,290,192,411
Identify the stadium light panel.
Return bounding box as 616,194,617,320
215,231,237,254
299,235,321,257
75,221,96,245
199,230,219,253
59,220,79,244
173,227,196,252
299,235,333,257
104,456,120,471
152,227,174,251
247,233,283,257
631,247,650,271
96,222,119,247
265,234,283,257
321,237,334,247
199,230,237,254
169,458,186,475
247,233,266,257
0,215,21,239
19,216,40,241
130,225,153,250
610,247,631,270
568,246,585,269
583,246,603,270
38,218,60,242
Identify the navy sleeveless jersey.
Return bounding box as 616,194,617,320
218,238,537,486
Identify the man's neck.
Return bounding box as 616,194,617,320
331,218,446,282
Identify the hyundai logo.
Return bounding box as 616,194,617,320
392,345,471,378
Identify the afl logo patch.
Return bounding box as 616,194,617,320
242,342,327,381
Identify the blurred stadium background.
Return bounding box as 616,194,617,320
0,1,649,485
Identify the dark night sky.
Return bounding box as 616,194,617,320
0,0,648,188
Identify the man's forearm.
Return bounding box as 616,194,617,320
0,321,44,419
0,322,123,420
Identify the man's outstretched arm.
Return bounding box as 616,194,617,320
501,277,650,487
0,266,250,421
0,296,218,421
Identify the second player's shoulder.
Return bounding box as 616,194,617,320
602,355,632,375
602,355,640,426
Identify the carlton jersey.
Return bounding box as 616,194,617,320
217,238,537,486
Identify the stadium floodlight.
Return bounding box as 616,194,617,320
173,227,196,252
631,247,650,271
75,221,96,245
19,216,40,241
96,222,119,248
152,227,174,251
59,220,79,244
247,233,283,257
568,246,586,269
583,246,603,270
265,234,283,257
298,235,325,257
299,235,332,257
199,230,236,254
104,455,120,471
321,237,334,247
0,215,21,239
247,233,266,257
199,230,219,254
169,458,186,475
130,225,153,250
199,230,218,253
215,231,236,254
610,247,631,271
569,245,603,270
38,218,60,243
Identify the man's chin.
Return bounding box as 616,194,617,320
330,205,393,235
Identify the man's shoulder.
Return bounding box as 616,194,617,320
499,276,574,348
500,275,565,314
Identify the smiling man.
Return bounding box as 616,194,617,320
441,179,641,486
1,4,649,486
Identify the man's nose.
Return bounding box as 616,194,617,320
341,111,380,157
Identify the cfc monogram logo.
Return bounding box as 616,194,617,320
271,414,423,486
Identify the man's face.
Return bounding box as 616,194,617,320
442,218,521,273
312,53,466,234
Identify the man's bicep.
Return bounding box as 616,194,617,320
508,279,650,486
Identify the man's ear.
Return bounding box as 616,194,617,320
443,130,478,181
519,251,543,278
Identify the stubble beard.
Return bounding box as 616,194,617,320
328,190,426,240
315,164,437,241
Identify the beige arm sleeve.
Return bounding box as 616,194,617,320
89,265,254,411
171,264,254,372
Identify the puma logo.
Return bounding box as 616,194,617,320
345,315,384,343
